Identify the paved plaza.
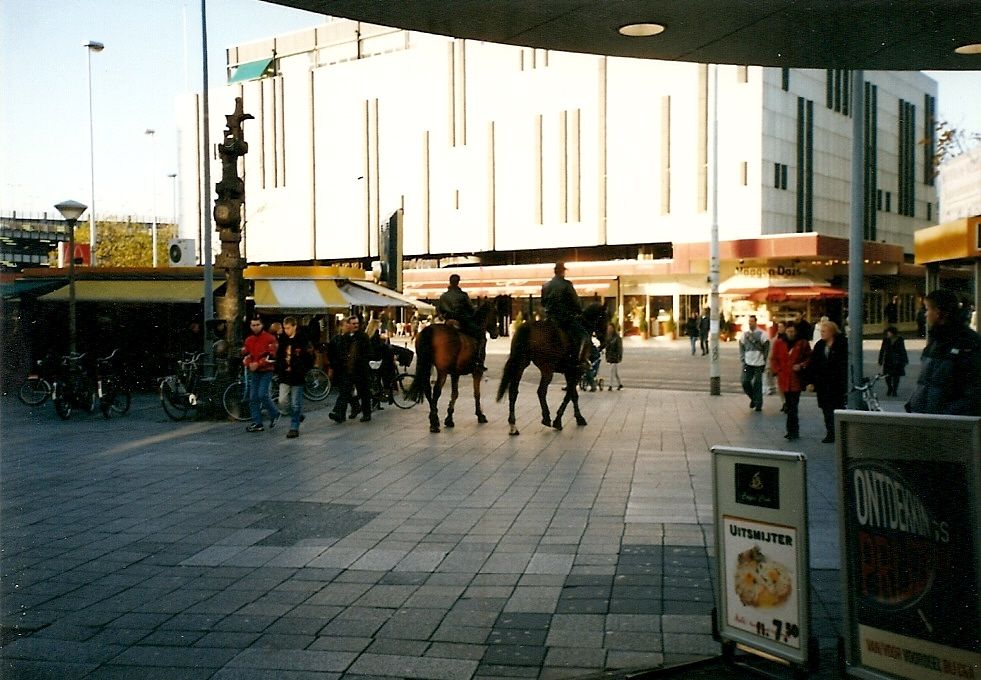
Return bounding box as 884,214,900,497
1,338,919,679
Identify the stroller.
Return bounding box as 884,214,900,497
578,342,604,392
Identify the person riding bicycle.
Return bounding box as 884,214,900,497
541,262,588,367
437,274,487,372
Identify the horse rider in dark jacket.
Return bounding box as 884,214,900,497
906,289,981,416
541,262,587,362
437,274,487,372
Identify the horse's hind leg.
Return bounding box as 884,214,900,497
429,373,447,433
508,378,520,436
537,372,553,428
568,373,587,426
473,373,487,424
445,374,459,428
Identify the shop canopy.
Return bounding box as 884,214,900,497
249,271,435,314
40,280,221,303
719,273,844,300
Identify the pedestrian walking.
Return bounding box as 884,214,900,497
915,302,927,338
768,321,788,411
276,317,313,438
739,315,769,412
804,320,848,443
877,326,908,397
698,308,710,355
770,322,811,440
906,289,981,416
685,313,699,355
241,316,280,433
328,315,372,424
605,324,623,390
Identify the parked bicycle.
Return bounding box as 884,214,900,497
852,373,884,412
95,349,131,418
389,345,419,409
159,353,205,421
17,354,58,406
51,353,97,420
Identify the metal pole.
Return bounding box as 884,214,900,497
67,217,78,353
847,70,865,409
147,129,158,267
168,173,178,224
708,63,721,395
85,42,103,265
201,0,214,362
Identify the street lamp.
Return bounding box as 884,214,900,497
145,129,158,266
55,200,88,354
168,172,178,225
85,41,104,265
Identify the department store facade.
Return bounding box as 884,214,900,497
176,18,945,336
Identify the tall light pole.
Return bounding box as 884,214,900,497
55,200,88,354
85,41,104,265
146,129,158,266
168,172,178,225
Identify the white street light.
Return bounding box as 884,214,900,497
146,129,158,266
55,200,88,354
85,41,104,266
168,172,178,225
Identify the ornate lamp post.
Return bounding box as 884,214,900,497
55,200,88,354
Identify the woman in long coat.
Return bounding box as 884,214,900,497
805,320,848,444
877,326,908,397
770,323,811,440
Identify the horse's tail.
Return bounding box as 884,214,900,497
496,324,530,402
406,327,434,402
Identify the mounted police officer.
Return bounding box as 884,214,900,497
437,274,487,372
541,262,587,361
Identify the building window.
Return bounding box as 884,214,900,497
864,291,884,325
781,68,790,91
863,82,878,240
796,98,813,232
898,99,916,217
774,162,788,190
926,201,932,221
877,189,883,210
885,191,891,212
924,94,936,186
826,69,851,116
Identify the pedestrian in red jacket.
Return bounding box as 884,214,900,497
770,323,811,441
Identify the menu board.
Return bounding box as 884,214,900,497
712,447,811,668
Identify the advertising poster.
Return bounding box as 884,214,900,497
723,515,802,650
844,459,981,679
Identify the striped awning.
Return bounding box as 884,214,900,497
252,279,435,312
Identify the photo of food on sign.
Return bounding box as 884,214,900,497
723,517,801,648
735,545,793,608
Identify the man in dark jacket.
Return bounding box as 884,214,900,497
906,289,981,416
698,308,710,355
328,315,372,423
276,316,313,438
541,262,586,358
437,274,486,371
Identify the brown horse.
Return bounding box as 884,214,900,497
407,299,501,433
495,303,609,435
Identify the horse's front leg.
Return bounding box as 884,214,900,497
566,372,587,426
552,373,576,430
473,373,487,424
445,374,459,428
537,371,553,428
429,372,447,433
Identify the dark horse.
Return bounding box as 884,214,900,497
495,303,609,435
407,298,501,433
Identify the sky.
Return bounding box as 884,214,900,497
2,1,980,222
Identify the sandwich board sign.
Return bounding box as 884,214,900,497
836,411,981,680
712,446,812,670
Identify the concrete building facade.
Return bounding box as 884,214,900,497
176,18,940,334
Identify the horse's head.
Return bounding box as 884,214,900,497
582,303,610,349
476,299,501,339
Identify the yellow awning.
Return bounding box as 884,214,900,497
253,279,349,311
40,280,220,303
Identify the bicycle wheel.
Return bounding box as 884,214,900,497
104,384,131,417
160,377,191,421
54,395,72,420
18,377,51,406
391,372,419,409
222,380,251,421
304,368,331,401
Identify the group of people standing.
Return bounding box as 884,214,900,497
739,288,980,444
